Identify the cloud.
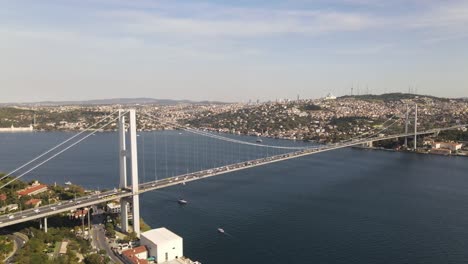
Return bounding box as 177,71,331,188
101,8,376,38
335,43,394,55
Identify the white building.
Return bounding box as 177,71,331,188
324,93,337,100
432,142,463,151
140,227,183,263
106,202,121,213
0,124,33,133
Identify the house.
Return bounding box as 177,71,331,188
17,181,48,197
432,142,463,151
25,199,42,207
106,202,121,213
0,203,19,213
72,208,89,219
121,245,149,264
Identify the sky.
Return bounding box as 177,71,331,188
1,0,468,103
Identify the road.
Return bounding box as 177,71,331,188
1,231,27,264
90,209,124,264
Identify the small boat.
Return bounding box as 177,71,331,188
256,138,263,143
65,181,72,185
178,199,187,205
217,228,225,234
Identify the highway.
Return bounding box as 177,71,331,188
0,125,465,229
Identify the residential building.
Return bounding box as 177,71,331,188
121,245,149,264
17,181,48,197
140,227,183,263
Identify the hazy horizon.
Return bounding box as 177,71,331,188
1,0,468,103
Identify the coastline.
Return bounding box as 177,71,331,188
352,145,468,157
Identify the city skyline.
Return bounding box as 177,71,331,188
1,0,468,103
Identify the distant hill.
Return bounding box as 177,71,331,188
0,98,227,106
339,93,452,102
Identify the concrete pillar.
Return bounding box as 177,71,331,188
120,199,129,232
404,104,409,148
44,217,48,233
414,104,418,150
119,110,127,189
129,109,140,237
119,110,130,232
87,209,91,232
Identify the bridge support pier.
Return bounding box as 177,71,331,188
120,199,129,232
414,104,418,151
44,217,48,233
404,104,409,148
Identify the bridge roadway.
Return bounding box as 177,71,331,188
0,125,465,228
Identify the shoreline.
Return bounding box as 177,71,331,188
352,145,468,157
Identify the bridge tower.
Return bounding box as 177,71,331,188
414,104,418,151
404,104,409,148
119,109,141,238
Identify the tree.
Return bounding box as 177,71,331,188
84,253,107,264
124,232,137,242
140,218,151,232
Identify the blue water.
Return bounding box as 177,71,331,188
1,131,468,264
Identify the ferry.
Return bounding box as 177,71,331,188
178,199,187,205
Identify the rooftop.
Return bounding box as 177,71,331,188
141,227,182,244
17,183,48,196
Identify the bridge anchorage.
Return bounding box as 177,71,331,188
118,109,141,237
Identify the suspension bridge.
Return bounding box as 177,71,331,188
0,108,465,236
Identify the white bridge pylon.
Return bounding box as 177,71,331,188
119,109,141,237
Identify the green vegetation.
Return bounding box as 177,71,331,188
140,217,151,232
0,235,14,260
0,175,87,215
436,130,468,142
330,116,372,132
15,227,91,264
50,185,86,201
104,222,116,238
0,107,34,128
121,232,138,243
0,107,109,131
0,175,28,207
299,103,321,111
339,93,450,102
83,253,109,264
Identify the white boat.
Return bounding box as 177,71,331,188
256,138,262,143
178,199,187,205
217,228,225,234
65,181,72,185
